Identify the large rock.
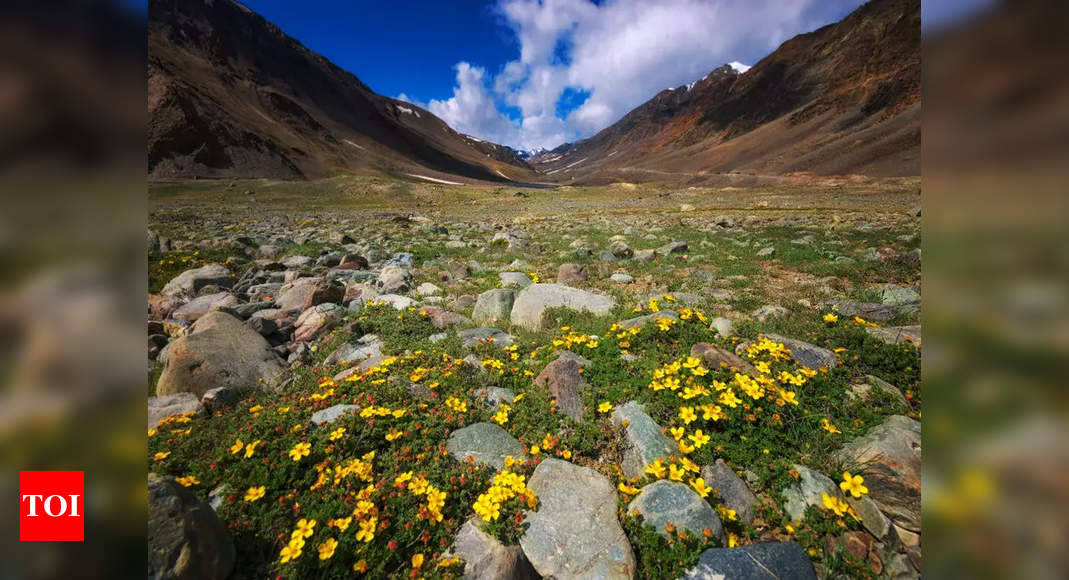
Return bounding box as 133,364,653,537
764,334,839,369
472,289,515,325
866,325,922,349
691,342,755,374
683,542,816,580
452,519,538,580
511,284,615,331
557,263,587,284
161,264,234,297
836,415,921,532
521,459,636,579
446,422,526,470
148,393,204,429
377,266,412,293
324,334,384,367
293,303,344,343
828,301,898,323
432,328,514,348
498,272,532,289
171,292,240,322
533,358,587,420
156,311,285,397
781,464,844,522
148,473,234,580
418,306,470,329
300,278,345,311
629,480,723,541
274,277,321,314
617,310,678,330
701,459,758,525
612,401,675,480
310,404,360,426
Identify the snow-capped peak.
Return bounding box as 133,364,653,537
728,61,752,74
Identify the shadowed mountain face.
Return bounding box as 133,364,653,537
532,0,920,184
148,0,531,181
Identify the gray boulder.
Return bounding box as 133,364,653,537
171,292,240,322
446,422,526,470
310,404,360,426
612,401,675,480
148,393,204,429
498,272,532,289
472,289,515,325
781,464,844,522
836,415,921,532
629,480,723,541
521,459,636,579
451,519,538,580
511,284,615,331
156,311,284,397
161,264,234,298
617,309,678,330
148,473,234,580
683,542,816,580
701,460,758,525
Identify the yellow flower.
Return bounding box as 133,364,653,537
295,518,317,538
618,482,640,495
646,460,666,479
678,406,698,424
317,538,338,560
840,471,869,498
530,445,540,455
229,439,244,455
289,442,311,461
669,426,685,441
148,428,157,437
353,559,368,572
412,553,425,569
822,492,849,516
243,439,261,458
385,428,403,441
493,409,509,425
689,429,711,448
329,427,346,441
153,451,170,461
727,532,739,548
175,475,199,487
280,542,302,563
821,418,842,434
823,313,839,323
598,401,612,414
690,477,711,498
668,463,685,481
244,486,265,502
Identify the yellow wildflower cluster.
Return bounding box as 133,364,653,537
744,337,793,362
359,406,406,419
473,470,538,522
552,327,600,349
445,396,468,413
644,458,704,489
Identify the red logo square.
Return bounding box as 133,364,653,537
19,471,84,541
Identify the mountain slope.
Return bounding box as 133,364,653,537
148,0,532,181
533,0,919,183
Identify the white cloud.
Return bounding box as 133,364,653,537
414,0,866,151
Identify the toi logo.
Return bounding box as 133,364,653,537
19,471,84,541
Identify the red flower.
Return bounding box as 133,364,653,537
388,540,398,551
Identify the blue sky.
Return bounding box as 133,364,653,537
235,0,970,151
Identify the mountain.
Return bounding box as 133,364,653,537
533,0,920,184
148,0,533,181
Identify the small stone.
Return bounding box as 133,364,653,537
148,393,204,429
200,387,240,414
609,240,634,259
450,519,539,580
610,272,635,284
710,317,734,337
416,282,441,296
499,272,532,288
752,305,790,322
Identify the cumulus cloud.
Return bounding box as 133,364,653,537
416,0,867,151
